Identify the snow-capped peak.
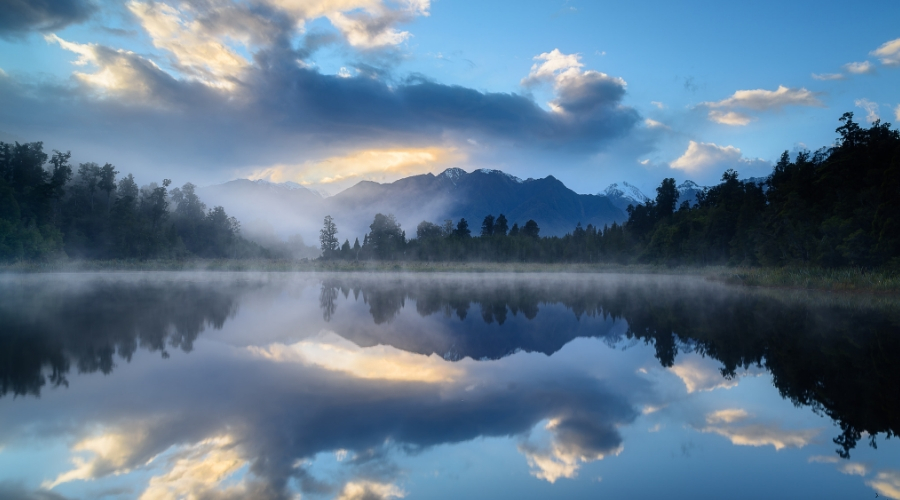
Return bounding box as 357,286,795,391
477,168,524,183
438,167,467,184
603,182,650,204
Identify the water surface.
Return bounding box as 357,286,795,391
1,272,898,499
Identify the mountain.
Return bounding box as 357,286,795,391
199,169,628,241
602,182,650,211
677,180,704,207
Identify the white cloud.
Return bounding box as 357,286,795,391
43,428,153,488
139,436,248,500
855,98,880,123
872,37,900,66
839,462,870,477
520,49,627,115
518,417,623,483
698,410,819,451
811,72,845,81
867,471,900,499
45,34,167,98
650,101,665,109
248,331,464,383
644,118,668,129
708,110,753,126
895,104,900,122
844,61,875,74
128,1,250,89
335,480,405,500
669,356,739,393
808,455,840,464
669,141,768,176
704,85,824,111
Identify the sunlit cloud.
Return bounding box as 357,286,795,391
871,37,900,66
520,48,628,115
644,118,668,129
706,409,748,424
43,428,153,488
45,34,167,98
698,409,819,451
249,331,464,383
669,141,769,176
668,355,757,393
245,146,465,195
811,72,845,81
708,110,753,126
128,1,250,89
844,61,875,75
839,462,870,477
868,471,900,499
894,104,900,122
855,98,880,123
139,435,248,500
518,418,623,483
703,85,824,111
335,480,406,500
808,454,840,464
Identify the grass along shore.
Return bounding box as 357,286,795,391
2,259,898,293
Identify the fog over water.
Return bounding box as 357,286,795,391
1,273,898,500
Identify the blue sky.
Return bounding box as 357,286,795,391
1,0,898,195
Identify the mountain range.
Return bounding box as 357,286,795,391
197,168,715,243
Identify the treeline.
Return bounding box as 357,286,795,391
322,113,900,268
0,142,267,261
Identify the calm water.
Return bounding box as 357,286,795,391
1,272,898,500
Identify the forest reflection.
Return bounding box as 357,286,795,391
1,273,897,460
319,275,900,458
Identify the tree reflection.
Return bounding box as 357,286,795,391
319,275,900,458
0,279,241,398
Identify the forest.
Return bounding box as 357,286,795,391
0,143,268,261
323,113,900,268
3,112,898,268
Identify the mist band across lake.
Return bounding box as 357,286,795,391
1,272,898,499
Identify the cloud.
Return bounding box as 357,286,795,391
43,428,154,488
650,101,665,109
855,98,880,123
335,480,405,500
644,118,667,129
249,332,464,383
127,1,252,89
704,85,823,111
669,141,769,176
669,356,739,393
808,455,840,464
839,462,870,477
844,61,875,75
811,73,845,81
872,37,900,66
895,104,900,122
0,0,96,39
868,471,900,499
519,417,624,483
245,146,464,194
138,436,248,500
520,49,628,118
708,110,753,126
698,410,820,451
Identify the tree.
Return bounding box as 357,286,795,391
98,163,119,215
481,214,495,237
495,214,509,236
509,222,520,237
454,218,471,238
319,215,339,258
522,219,540,238
367,213,404,259
416,220,443,240
654,178,678,220
77,162,101,213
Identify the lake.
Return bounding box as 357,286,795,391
1,272,898,499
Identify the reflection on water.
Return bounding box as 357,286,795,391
0,272,898,499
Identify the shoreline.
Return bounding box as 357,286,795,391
2,259,898,293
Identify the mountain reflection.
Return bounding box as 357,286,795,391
319,274,900,458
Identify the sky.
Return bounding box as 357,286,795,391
1,0,898,195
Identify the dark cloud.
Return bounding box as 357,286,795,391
0,0,96,38
0,482,71,500
0,32,640,183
